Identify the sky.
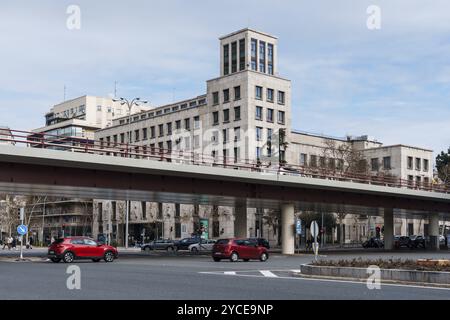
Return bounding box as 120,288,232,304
0,0,449,158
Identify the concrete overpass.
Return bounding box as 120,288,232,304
0,144,449,253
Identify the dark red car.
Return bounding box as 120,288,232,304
212,238,269,262
48,237,118,263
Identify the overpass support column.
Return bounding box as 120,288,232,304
281,203,295,255
384,208,394,250
429,213,440,251
234,206,247,238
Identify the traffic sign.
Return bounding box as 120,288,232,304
296,219,302,235
17,224,28,236
310,221,319,238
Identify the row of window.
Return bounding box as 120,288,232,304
212,86,241,105
223,39,246,75
407,156,429,172
407,175,430,186
370,157,392,171
250,38,274,75
255,86,285,104
212,106,241,125
255,106,285,124
299,153,345,169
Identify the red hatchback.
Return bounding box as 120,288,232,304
212,238,269,262
48,237,118,263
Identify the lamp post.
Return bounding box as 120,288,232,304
112,97,148,249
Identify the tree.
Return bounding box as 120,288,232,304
322,139,370,175
436,147,450,183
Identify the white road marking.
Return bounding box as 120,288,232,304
259,270,278,278
224,271,236,275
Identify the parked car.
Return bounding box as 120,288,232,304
141,239,176,252
174,237,201,251
394,236,411,248
188,239,217,252
362,237,384,248
48,237,118,263
408,235,426,248
248,238,270,249
212,238,269,262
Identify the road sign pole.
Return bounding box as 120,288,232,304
19,208,24,261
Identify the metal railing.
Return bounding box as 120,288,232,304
0,129,449,194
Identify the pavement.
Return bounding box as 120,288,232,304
0,248,450,300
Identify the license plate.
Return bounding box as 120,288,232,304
49,251,55,254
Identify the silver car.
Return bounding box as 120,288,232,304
188,239,217,252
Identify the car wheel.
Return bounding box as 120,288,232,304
213,257,221,262
62,251,75,263
260,252,268,262
191,247,198,253
104,251,115,263
144,246,151,252
167,246,175,252
230,252,239,262
92,259,101,262
50,258,61,263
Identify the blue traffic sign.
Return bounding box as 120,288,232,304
17,224,28,235
296,219,302,235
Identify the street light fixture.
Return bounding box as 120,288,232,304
112,97,149,249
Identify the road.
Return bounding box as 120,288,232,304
0,249,450,300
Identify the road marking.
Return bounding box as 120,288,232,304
259,270,278,278
199,270,450,291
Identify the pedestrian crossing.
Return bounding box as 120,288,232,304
200,269,301,278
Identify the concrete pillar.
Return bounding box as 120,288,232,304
281,203,295,255
234,206,247,238
429,213,440,250
383,208,394,250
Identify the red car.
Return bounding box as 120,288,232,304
212,238,269,262
48,237,118,263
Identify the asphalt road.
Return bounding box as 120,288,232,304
0,249,450,300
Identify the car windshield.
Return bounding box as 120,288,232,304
216,239,229,245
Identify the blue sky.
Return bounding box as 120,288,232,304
0,0,449,158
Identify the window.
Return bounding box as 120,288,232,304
231,41,237,73
424,177,430,185
234,127,240,142
319,157,326,168
278,91,285,104
175,120,181,130
157,203,163,219
212,130,219,144
120,133,125,144
407,156,413,170
256,147,261,160
223,44,229,75
267,108,274,122
415,158,421,171
158,124,164,137
212,92,219,105
150,126,155,139
416,176,422,186
223,89,230,103
193,135,200,148
251,38,257,71
300,153,307,166
256,86,263,100
239,38,246,71
234,86,241,100
134,130,140,142
371,158,379,171
277,111,285,124
194,116,200,129
256,127,263,141
212,112,219,125
268,43,274,75
223,109,230,122
234,106,241,120
167,123,172,135
223,129,229,144
142,128,147,140
167,140,172,151
184,118,190,131
184,137,190,149
267,128,273,141
234,147,240,163
97,105,102,111
383,156,391,170
256,106,263,120
267,88,274,102
259,41,266,73
423,159,429,172
310,155,318,167
142,202,147,220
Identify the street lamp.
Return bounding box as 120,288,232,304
112,97,148,249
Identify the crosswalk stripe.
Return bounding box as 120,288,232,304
259,270,278,278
